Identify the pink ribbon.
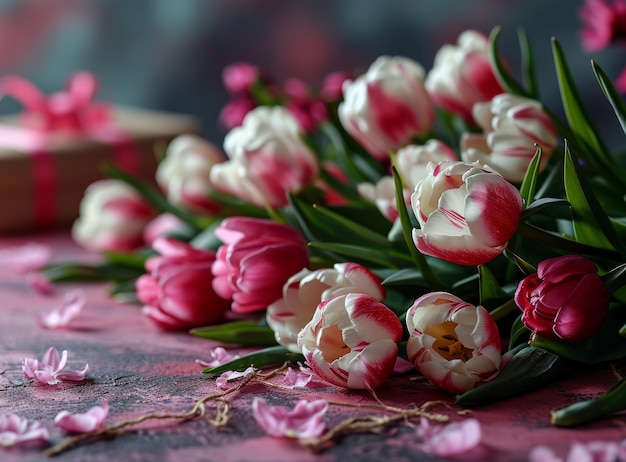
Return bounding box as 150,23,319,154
0,72,140,229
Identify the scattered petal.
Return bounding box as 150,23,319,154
215,367,255,390
25,272,54,295
0,243,52,274
196,347,238,368
528,445,562,462
252,398,328,439
55,401,109,433
419,417,482,456
278,367,329,389
22,347,89,385
39,290,85,329
0,414,49,447
392,357,415,374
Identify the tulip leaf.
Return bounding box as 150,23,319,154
190,321,278,346
563,144,625,256
530,306,626,364
308,242,411,268
592,60,626,136
518,28,539,98
602,263,626,295
201,346,305,376
381,268,425,286
520,197,571,221
552,38,610,164
518,146,542,208
41,262,145,283
478,265,509,307
456,345,577,407
489,26,530,97
508,314,530,349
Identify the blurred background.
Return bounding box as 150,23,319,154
0,0,623,148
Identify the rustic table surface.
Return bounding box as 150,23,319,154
0,231,623,462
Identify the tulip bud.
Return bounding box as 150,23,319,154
72,179,154,253
338,56,435,160
297,293,403,390
406,292,501,394
411,160,523,266
210,106,319,209
426,30,504,122
461,93,558,183
515,255,610,342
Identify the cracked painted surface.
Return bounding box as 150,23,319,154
0,231,625,462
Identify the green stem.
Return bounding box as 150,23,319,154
489,298,518,322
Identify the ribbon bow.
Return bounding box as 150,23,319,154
0,71,110,133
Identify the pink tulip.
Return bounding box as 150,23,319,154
210,106,319,209
405,292,501,394
252,398,328,439
142,213,186,246
411,160,523,266
579,0,626,52
426,30,504,122
514,255,610,342
0,414,48,447
156,135,224,215
212,217,310,314
461,94,558,183
137,237,230,330
338,56,435,161
219,97,257,130
72,179,154,253
266,263,385,352
55,401,109,433
222,62,260,95
22,347,89,385
297,293,403,390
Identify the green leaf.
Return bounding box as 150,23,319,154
456,345,577,407
478,265,509,306
381,268,425,286
201,346,305,376
520,197,570,220
517,28,539,98
518,146,542,207
552,376,626,427
564,143,625,255
591,60,626,136
508,314,530,349
488,26,530,97
308,242,411,268
552,38,608,160
190,321,278,346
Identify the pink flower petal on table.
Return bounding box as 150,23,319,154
419,417,482,456
279,367,328,389
215,367,255,390
0,243,52,274
0,414,49,447
393,356,415,374
528,445,562,462
22,347,89,385
25,272,54,295
196,347,238,368
252,398,328,439
39,290,85,329
55,401,109,433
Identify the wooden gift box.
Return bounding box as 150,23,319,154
0,107,200,233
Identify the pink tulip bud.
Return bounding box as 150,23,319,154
137,237,230,330
515,255,610,342
411,160,523,266
212,217,310,314
297,293,403,390
406,292,501,394
339,56,435,161
222,62,260,95
579,0,626,51
426,30,504,122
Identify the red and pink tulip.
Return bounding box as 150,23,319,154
411,160,523,266
405,292,501,394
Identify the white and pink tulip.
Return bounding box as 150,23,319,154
411,160,523,266
297,293,403,390
405,292,501,394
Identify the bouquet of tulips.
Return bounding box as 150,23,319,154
45,13,626,429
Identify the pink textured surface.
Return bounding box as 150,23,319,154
0,231,625,462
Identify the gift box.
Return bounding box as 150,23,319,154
0,73,201,233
